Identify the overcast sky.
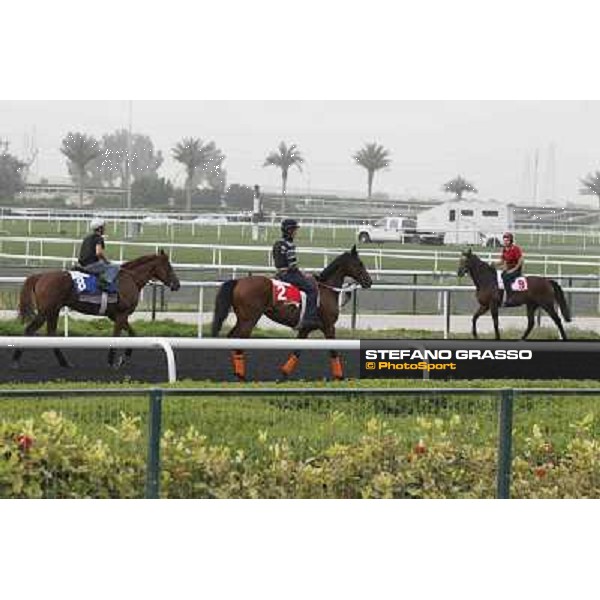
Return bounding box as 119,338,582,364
2,100,600,205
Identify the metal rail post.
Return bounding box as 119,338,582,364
412,274,417,314
497,388,514,499
198,286,204,338
145,388,163,499
568,277,573,314
445,291,451,339
151,284,157,321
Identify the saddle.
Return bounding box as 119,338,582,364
68,271,119,315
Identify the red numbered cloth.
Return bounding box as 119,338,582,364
272,280,302,305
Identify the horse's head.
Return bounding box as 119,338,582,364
341,245,372,288
457,247,473,278
154,250,181,291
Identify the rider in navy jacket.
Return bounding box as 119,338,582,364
272,219,320,329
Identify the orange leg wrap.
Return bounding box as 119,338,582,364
280,353,300,377
231,351,246,380
330,356,343,380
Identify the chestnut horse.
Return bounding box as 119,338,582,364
12,251,181,369
457,248,571,340
211,245,372,380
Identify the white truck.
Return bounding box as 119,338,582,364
357,217,444,245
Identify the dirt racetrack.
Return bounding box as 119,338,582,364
1,348,362,384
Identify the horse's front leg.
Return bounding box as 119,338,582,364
490,302,501,340
472,305,489,339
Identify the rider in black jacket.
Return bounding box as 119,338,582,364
272,218,320,329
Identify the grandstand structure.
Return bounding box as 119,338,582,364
4,190,600,231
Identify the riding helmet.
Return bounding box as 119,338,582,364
90,217,106,231
281,218,300,235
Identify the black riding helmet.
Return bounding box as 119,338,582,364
281,218,300,236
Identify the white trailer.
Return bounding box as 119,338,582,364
416,199,514,246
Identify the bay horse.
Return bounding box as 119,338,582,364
457,248,571,340
12,251,181,369
211,245,372,380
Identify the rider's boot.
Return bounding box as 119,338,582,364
300,291,321,329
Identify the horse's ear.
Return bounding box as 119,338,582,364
466,247,472,255
350,244,357,256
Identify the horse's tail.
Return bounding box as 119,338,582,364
18,275,40,322
550,280,572,322
211,279,237,337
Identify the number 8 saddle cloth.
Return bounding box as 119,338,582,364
69,271,119,315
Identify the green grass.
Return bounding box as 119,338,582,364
2,218,600,276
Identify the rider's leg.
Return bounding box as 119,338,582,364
281,272,320,325
504,269,523,306
502,271,515,306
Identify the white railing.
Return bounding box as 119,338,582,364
4,234,600,273
1,277,598,340
0,337,361,383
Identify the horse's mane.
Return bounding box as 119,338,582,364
316,253,347,282
121,253,160,270
468,251,496,275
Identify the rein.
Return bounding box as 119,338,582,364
318,282,360,293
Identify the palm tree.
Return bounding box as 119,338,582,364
353,142,391,199
172,137,224,211
443,175,478,200
580,171,600,207
263,141,304,213
60,132,102,207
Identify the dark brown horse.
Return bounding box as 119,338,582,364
211,245,372,380
12,251,181,369
457,248,571,340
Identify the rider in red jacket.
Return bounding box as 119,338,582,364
498,232,524,307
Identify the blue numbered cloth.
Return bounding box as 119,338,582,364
69,271,118,294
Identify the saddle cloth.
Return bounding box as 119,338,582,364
272,280,307,327
69,271,118,315
69,271,118,295
497,273,528,292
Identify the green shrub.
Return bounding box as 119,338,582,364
2,411,599,498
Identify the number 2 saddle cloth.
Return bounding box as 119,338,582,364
496,272,528,292
68,271,119,315
271,280,309,329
